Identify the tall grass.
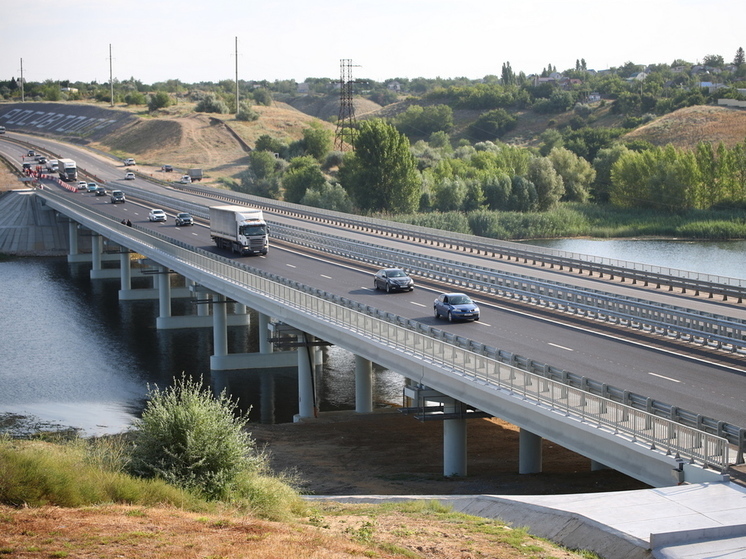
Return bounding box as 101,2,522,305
0,435,306,519
389,203,746,240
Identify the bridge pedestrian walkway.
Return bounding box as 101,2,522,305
309,482,746,559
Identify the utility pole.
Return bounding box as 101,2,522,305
235,37,239,118
109,44,114,107
19,58,24,102
334,59,360,152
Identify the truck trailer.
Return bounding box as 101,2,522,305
187,168,203,182
57,158,77,182
209,205,269,256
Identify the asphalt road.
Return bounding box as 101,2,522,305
3,133,746,431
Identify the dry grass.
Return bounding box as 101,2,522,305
624,105,746,150
0,503,592,559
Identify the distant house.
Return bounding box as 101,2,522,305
296,82,310,94
61,87,78,93
386,81,402,91
587,92,601,102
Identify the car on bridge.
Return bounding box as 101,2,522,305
433,293,480,322
86,183,99,193
174,212,194,226
77,180,88,191
373,268,414,292
124,158,136,166
148,209,167,222
95,186,107,196
110,190,125,204
124,172,135,180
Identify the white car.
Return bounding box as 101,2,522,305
148,209,167,222
124,172,135,180
124,158,136,166
77,180,88,191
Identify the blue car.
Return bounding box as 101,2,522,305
433,293,480,322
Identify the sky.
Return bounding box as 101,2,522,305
2,0,745,86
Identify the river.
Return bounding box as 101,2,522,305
1,239,743,436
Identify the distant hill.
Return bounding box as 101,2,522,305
623,105,746,150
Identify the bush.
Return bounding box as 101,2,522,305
126,375,262,500
236,101,259,121
196,94,229,114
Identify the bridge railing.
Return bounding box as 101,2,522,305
270,222,746,352
174,185,746,299
38,189,732,472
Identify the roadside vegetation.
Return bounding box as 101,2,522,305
0,376,599,559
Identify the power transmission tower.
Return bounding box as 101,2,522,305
334,59,360,151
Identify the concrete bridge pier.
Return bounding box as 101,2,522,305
212,293,229,358
443,399,468,477
296,332,316,421
119,251,132,293
67,220,79,260
258,312,271,353
90,233,103,277
355,355,373,413
519,428,543,474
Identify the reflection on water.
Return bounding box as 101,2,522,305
0,257,404,436
522,238,746,280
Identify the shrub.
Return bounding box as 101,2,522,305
126,375,262,500
195,94,229,114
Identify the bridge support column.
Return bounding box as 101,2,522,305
89,233,104,278
443,400,467,477
355,355,373,413
212,293,228,357
519,428,542,474
258,312,271,353
157,265,171,321
295,333,316,421
67,221,79,258
118,251,132,290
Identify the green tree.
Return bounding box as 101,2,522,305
339,119,421,213
394,104,454,137
468,108,517,141
282,156,326,203
592,144,630,202
527,156,564,211
252,88,272,106
432,177,467,211
548,147,595,203
148,91,172,111
126,375,260,501
301,181,354,212
302,123,333,161
248,150,279,180
254,134,285,156
734,47,745,67
196,93,229,114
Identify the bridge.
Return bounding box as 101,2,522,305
2,132,745,491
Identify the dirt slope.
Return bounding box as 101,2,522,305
624,105,746,150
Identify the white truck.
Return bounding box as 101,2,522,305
46,159,59,172
209,205,269,256
57,158,77,182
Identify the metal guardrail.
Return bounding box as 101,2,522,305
36,188,732,472
108,183,746,352
173,185,746,301
87,182,746,462
270,222,746,352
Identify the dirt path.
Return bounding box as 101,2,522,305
250,409,650,496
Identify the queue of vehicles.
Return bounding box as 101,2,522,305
25,146,477,326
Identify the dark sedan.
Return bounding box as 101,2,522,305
433,293,480,322
373,268,414,292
